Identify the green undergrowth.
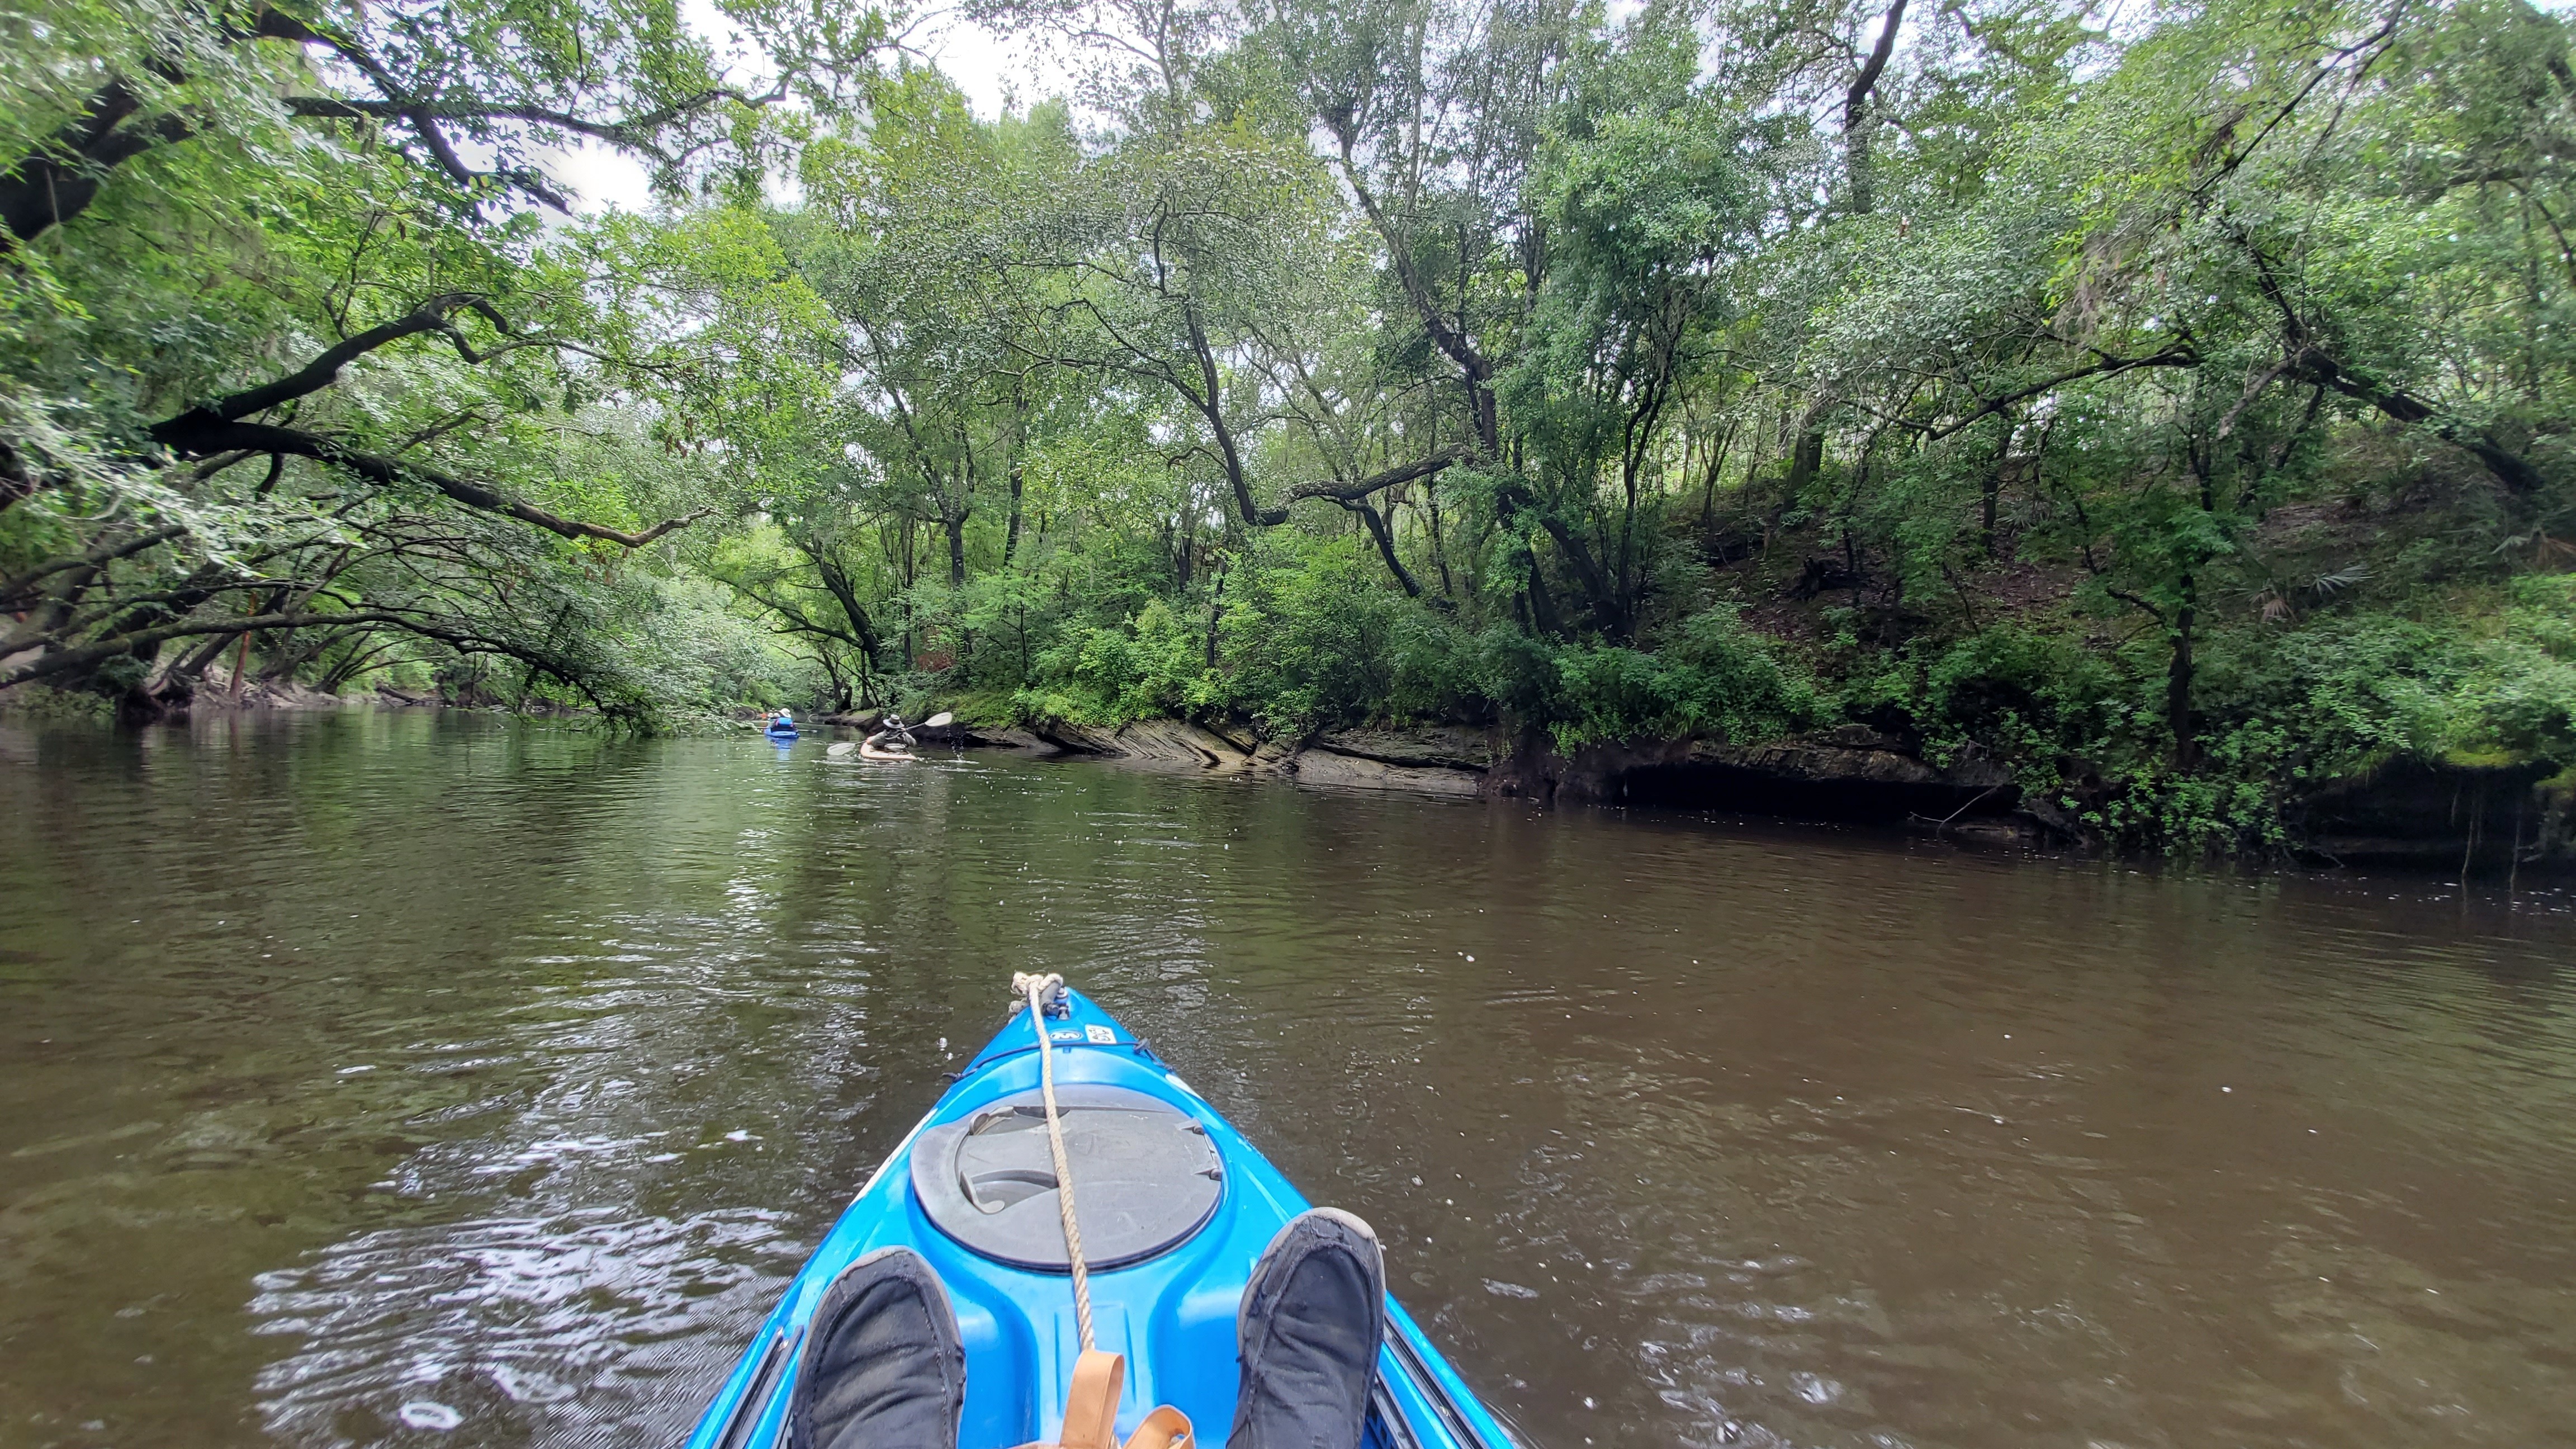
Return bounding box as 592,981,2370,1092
943,529,2575,857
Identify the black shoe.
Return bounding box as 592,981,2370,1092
1227,1208,1386,1449
788,1247,965,1449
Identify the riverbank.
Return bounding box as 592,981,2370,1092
14,684,2565,872
0,679,442,722
930,715,2575,873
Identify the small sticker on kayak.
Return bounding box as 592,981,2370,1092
1050,1029,1083,1042
1086,1025,1115,1043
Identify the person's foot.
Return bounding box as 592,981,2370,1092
788,1246,965,1449
1227,1208,1386,1449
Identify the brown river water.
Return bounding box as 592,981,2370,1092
3,710,2574,1449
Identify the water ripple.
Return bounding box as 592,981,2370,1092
3,711,2575,1448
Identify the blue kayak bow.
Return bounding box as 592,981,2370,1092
684,981,1521,1449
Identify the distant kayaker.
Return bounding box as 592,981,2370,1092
782,1209,1384,1449
857,711,921,761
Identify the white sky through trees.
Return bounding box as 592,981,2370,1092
541,2,1073,214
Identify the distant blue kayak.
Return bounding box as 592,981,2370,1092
763,724,798,741
684,985,1520,1449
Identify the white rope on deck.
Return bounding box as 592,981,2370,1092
1013,970,1097,1353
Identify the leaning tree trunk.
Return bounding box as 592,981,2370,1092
2167,583,2198,770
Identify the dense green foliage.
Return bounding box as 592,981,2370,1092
7,0,2576,851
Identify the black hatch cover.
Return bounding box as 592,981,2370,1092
910,1085,1224,1271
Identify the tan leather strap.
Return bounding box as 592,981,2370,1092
1013,1349,1195,1449
1060,1349,1124,1449
1123,1404,1195,1449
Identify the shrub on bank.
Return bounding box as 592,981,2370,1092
1518,609,1825,752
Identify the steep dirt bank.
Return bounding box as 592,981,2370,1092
1485,728,2033,827
976,718,2570,869
2295,759,2572,870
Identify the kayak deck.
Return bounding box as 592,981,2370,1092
685,988,1516,1449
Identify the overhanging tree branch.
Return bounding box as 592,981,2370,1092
1,608,420,689
148,417,709,546
0,523,190,603
188,293,512,422
135,293,708,547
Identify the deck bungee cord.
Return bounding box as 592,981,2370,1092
1012,970,1194,1449
1015,971,1097,1352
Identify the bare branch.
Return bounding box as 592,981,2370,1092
1263,447,1472,525
1916,341,2202,439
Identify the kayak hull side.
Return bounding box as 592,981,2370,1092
682,989,1517,1449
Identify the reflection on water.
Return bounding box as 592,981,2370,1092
3,710,2574,1449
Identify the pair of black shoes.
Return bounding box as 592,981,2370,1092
787,1209,1386,1449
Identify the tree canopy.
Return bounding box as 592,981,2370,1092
7,0,2575,850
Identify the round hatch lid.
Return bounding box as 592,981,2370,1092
910,1085,1224,1271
